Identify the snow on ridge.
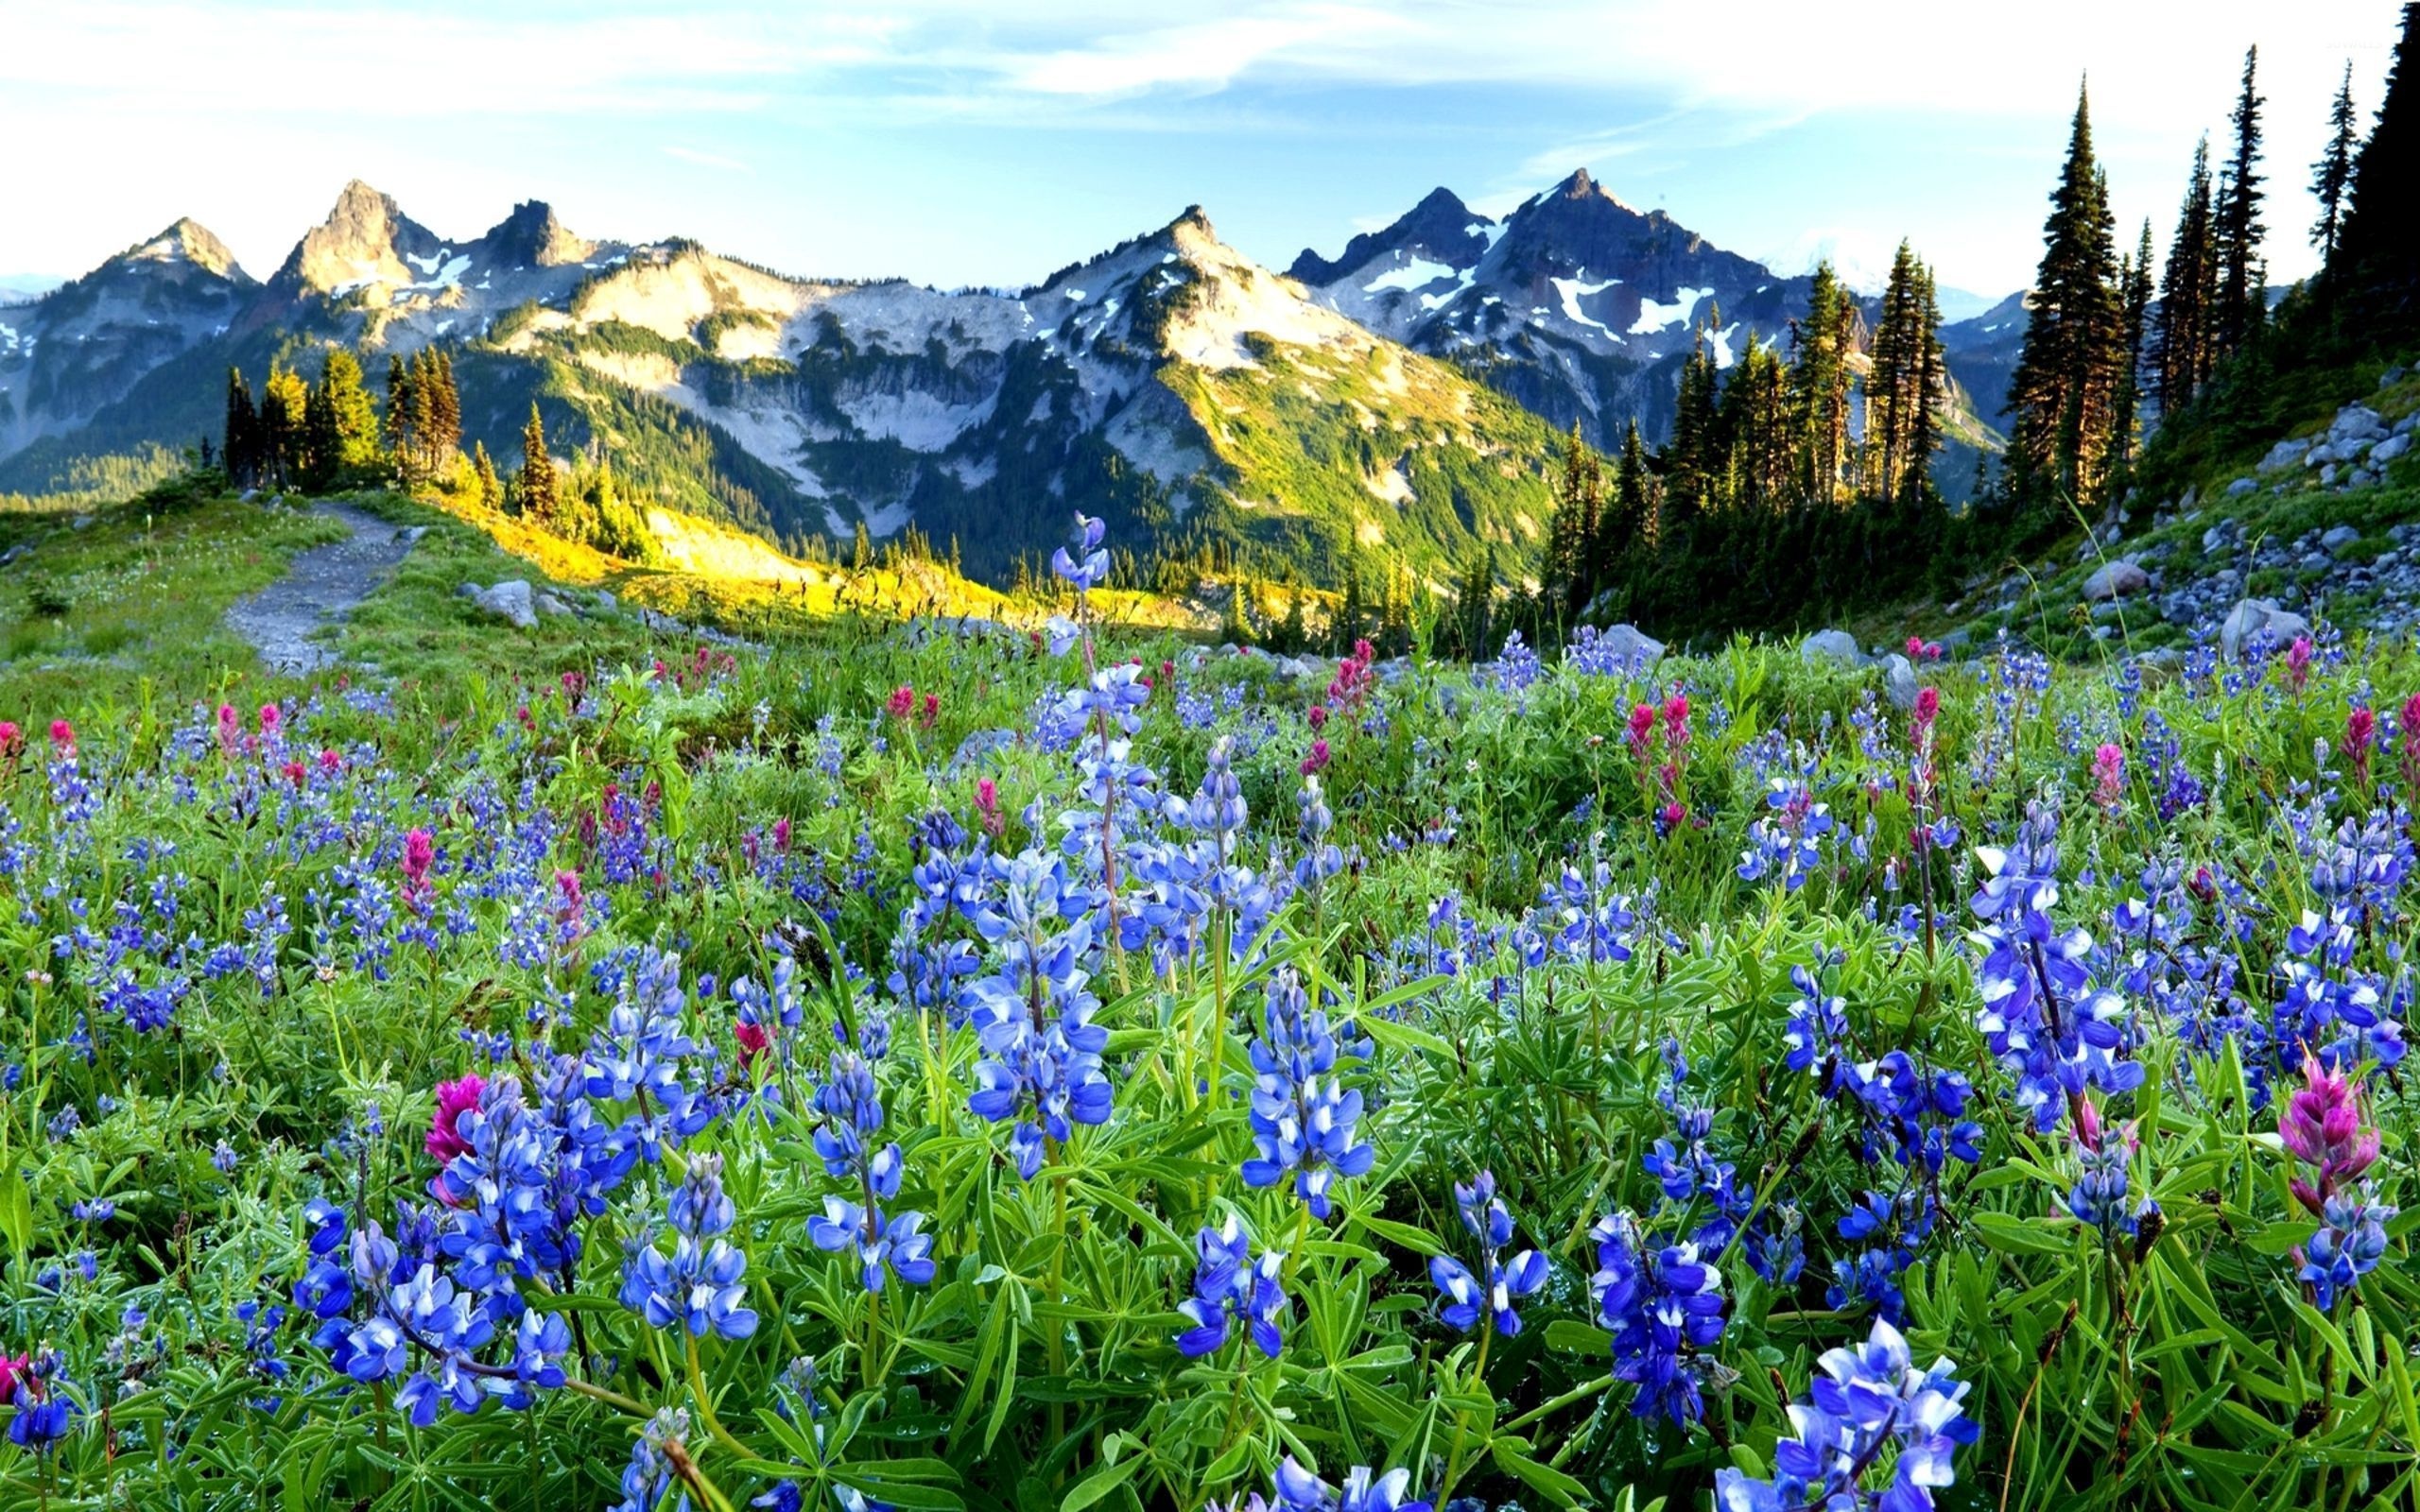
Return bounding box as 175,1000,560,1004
1550,270,1621,335
1364,255,1458,296
1629,285,1712,335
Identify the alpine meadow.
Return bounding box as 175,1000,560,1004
8,6,2420,1512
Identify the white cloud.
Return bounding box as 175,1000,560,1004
664,146,753,173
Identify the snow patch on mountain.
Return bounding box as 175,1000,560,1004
1551,272,1622,335
1630,286,1711,335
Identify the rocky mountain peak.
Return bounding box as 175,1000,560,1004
481,199,593,269
117,217,249,282
274,180,442,295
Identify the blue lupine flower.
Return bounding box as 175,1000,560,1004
1241,969,1374,1219
1543,859,1635,966
1737,777,1835,892
1427,1171,1547,1336
964,851,1115,1178
1175,1214,1289,1359
6,1383,75,1454
810,1198,937,1294
1971,802,2143,1131
1213,1457,1435,1512
1051,512,1110,593
1713,1317,1979,1512
1782,961,1847,1074
623,1153,758,1340
610,1408,695,1512
1591,1211,1725,1425
2300,1185,2395,1310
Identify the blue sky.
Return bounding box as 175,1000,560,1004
0,1,2400,300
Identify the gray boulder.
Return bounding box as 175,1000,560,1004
2225,476,2257,497
1882,653,1921,711
2322,524,2363,556
1800,628,1864,665
2082,558,2150,600
2376,432,2411,465
2257,437,2309,472
1596,623,1666,666
535,591,578,619
2332,404,2388,442
458,578,538,629
2219,597,2312,661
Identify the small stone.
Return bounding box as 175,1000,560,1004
2226,476,2257,497
2323,524,2362,555
2376,433,2411,465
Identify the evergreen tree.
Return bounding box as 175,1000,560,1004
1905,267,1946,501
2155,137,2220,411
407,352,441,474
1787,265,1858,507
222,368,260,490
386,354,418,474
2005,83,2125,526
1719,337,1791,511
2215,45,2267,356
2311,61,2360,259
313,350,380,479
1863,243,1945,507
431,351,462,464
1333,565,1366,654
2113,220,2154,473
1544,423,1602,615
518,404,557,527
2328,5,2420,344
261,365,309,489
852,521,873,572
472,440,502,511
1667,332,1722,522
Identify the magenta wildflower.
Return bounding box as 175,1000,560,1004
2278,1052,2380,1217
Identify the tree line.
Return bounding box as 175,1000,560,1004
222,347,654,563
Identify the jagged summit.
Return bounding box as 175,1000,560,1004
1287,186,1485,287
115,218,249,282
273,180,444,296
481,199,592,269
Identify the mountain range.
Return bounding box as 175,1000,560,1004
0,175,2024,588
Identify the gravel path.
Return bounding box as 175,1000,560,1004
224,500,420,674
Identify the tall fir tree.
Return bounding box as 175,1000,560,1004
2215,45,2267,357
1863,243,1945,507
261,365,310,489
1610,419,1653,554
518,404,557,526
2328,5,2420,343
2311,61,2360,259
2155,137,2220,411
222,368,260,489
1719,337,1791,511
1544,423,1602,615
1787,265,1858,507
431,351,462,464
2005,83,2125,525
386,354,419,475
472,440,502,511
1666,333,1722,524
2113,221,2154,474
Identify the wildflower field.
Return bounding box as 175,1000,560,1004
0,509,2413,1512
